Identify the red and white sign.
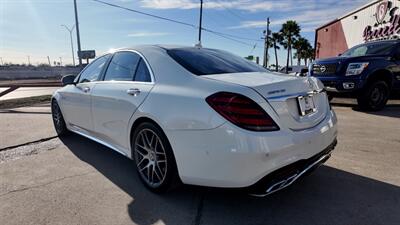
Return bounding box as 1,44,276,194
376,1,389,24
363,0,400,41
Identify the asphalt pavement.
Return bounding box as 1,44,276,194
0,103,56,149
0,99,399,225
0,87,59,100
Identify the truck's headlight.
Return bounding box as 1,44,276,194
346,62,369,76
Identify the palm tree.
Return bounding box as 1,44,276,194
270,32,282,71
293,37,311,66
280,20,300,73
304,47,315,66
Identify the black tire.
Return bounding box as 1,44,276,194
327,94,334,102
131,122,180,193
51,100,70,136
357,81,390,111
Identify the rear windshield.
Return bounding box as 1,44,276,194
167,48,267,75
341,41,397,57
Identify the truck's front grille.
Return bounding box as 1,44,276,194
313,64,337,75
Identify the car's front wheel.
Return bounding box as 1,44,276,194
132,122,180,193
51,100,70,136
357,81,390,111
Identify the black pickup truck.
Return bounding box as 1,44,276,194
311,40,400,111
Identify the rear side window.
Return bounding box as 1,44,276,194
167,48,267,75
134,59,151,82
104,52,140,81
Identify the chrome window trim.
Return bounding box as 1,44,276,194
110,50,155,84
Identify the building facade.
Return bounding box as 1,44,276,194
315,0,400,59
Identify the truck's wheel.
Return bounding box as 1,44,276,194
357,81,390,111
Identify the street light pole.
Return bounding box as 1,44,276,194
263,17,270,68
61,24,76,66
74,0,82,66
197,0,203,48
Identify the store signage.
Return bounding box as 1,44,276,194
363,1,400,41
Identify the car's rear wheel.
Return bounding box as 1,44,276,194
357,81,390,111
51,100,70,136
132,122,179,192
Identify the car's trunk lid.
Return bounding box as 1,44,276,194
202,72,328,130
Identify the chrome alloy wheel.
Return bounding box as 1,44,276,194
134,128,168,188
52,102,63,133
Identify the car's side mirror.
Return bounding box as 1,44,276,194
338,53,342,56
61,74,77,86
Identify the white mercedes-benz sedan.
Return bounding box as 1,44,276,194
51,45,337,196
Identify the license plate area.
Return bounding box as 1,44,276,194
297,95,316,116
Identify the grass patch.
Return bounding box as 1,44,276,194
0,95,52,109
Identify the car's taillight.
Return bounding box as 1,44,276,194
206,92,279,132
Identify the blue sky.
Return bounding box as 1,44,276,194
0,0,369,66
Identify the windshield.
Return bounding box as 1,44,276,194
167,48,267,75
341,41,396,57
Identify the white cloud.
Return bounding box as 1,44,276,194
138,0,293,12
127,31,170,37
136,0,371,33
228,0,371,32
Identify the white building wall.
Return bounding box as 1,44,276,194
341,0,400,48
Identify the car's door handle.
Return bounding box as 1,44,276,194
127,88,140,96
82,87,90,93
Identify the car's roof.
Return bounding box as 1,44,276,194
118,45,192,52
98,45,201,57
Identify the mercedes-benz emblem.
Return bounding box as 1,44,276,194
320,65,327,73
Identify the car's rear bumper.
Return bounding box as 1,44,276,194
247,139,337,196
166,110,338,188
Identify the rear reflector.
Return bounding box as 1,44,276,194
206,92,279,131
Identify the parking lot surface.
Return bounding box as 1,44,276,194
0,87,59,100
0,98,399,225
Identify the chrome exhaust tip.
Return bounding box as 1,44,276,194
250,153,331,197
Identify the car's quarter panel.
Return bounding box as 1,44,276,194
133,77,266,131
91,81,154,154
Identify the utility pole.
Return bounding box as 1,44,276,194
74,0,82,66
263,17,270,68
60,57,63,66
27,56,31,65
61,24,76,66
197,0,203,48
47,56,51,66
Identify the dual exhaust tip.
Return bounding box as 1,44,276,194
250,152,332,197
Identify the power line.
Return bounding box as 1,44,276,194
203,28,262,42
204,29,257,47
203,0,263,42
92,0,196,28
212,0,246,21
208,0,262,34
91,0,262,47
